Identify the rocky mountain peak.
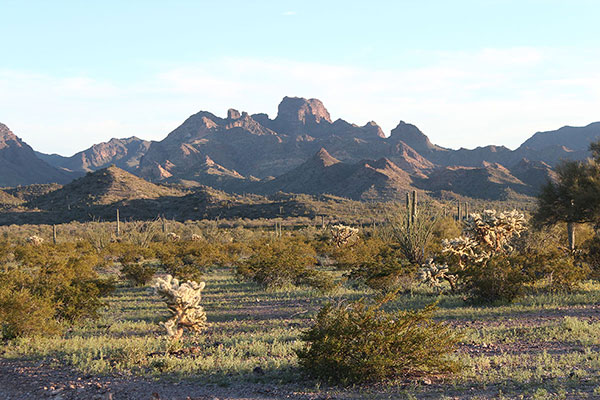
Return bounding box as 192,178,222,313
275,96,332,127
0,122,11,136
362,121,386,138
0,123,22,149
227,109,241,120
390,121,439,154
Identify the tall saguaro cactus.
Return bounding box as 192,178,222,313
406,191,418,231
116,209,121,237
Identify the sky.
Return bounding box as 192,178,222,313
1,0,600,156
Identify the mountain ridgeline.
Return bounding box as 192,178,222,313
2,96,600,203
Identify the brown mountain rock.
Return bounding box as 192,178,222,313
0,123,74,187
38,137,150,173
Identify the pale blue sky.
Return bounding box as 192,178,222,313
1,0,599,155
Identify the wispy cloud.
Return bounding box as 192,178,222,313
1,47,599,155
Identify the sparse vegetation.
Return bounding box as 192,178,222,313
1,205,600,398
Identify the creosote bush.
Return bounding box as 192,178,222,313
238,236,336,291
333,237,415,292
0,241,113,338
296,297,461,384
152,240,230,282
107,242,157,286
121,263,157,286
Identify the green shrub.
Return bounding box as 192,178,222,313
296,299,461,384
0,241,109,337
583,235,600,278
238,237,335,291
152,240,230,282
0,287,60,339
516,227,590,292
121,262,157,286
460,254,529,302
333,238,415,292
92,277,118,297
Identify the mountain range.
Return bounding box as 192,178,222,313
1,96,599,203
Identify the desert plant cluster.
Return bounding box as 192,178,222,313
2,154,600,398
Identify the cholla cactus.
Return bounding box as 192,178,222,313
153,275,207,340
419,258,457,291
26,235,44,246
465,210,526,253
442,236,489,268
330,224,359,248
166,232,181,242
443,209,526,267
190,233,202,241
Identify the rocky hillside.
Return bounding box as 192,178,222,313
0,123,75,187
29,166,183,211
37,137,150,173
254,148,416,201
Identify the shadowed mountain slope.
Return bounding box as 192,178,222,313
0,123,75,187
254,148,417,201
29,166,183,211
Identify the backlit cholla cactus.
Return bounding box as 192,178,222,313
190,233,201,241
26,235,44,246
465,210,526,253
330,224,359,248
153,275,207,340
419,258,457,291
443,209,526,267
166,232,181,242
442,236,488,268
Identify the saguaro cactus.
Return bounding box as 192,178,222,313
116,209,121,237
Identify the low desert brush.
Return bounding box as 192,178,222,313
296,296,461,384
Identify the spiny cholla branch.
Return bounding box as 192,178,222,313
330,224,359,248
153,275,207,340
465,210,526,253
443,209,526,267
419,258,457,291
